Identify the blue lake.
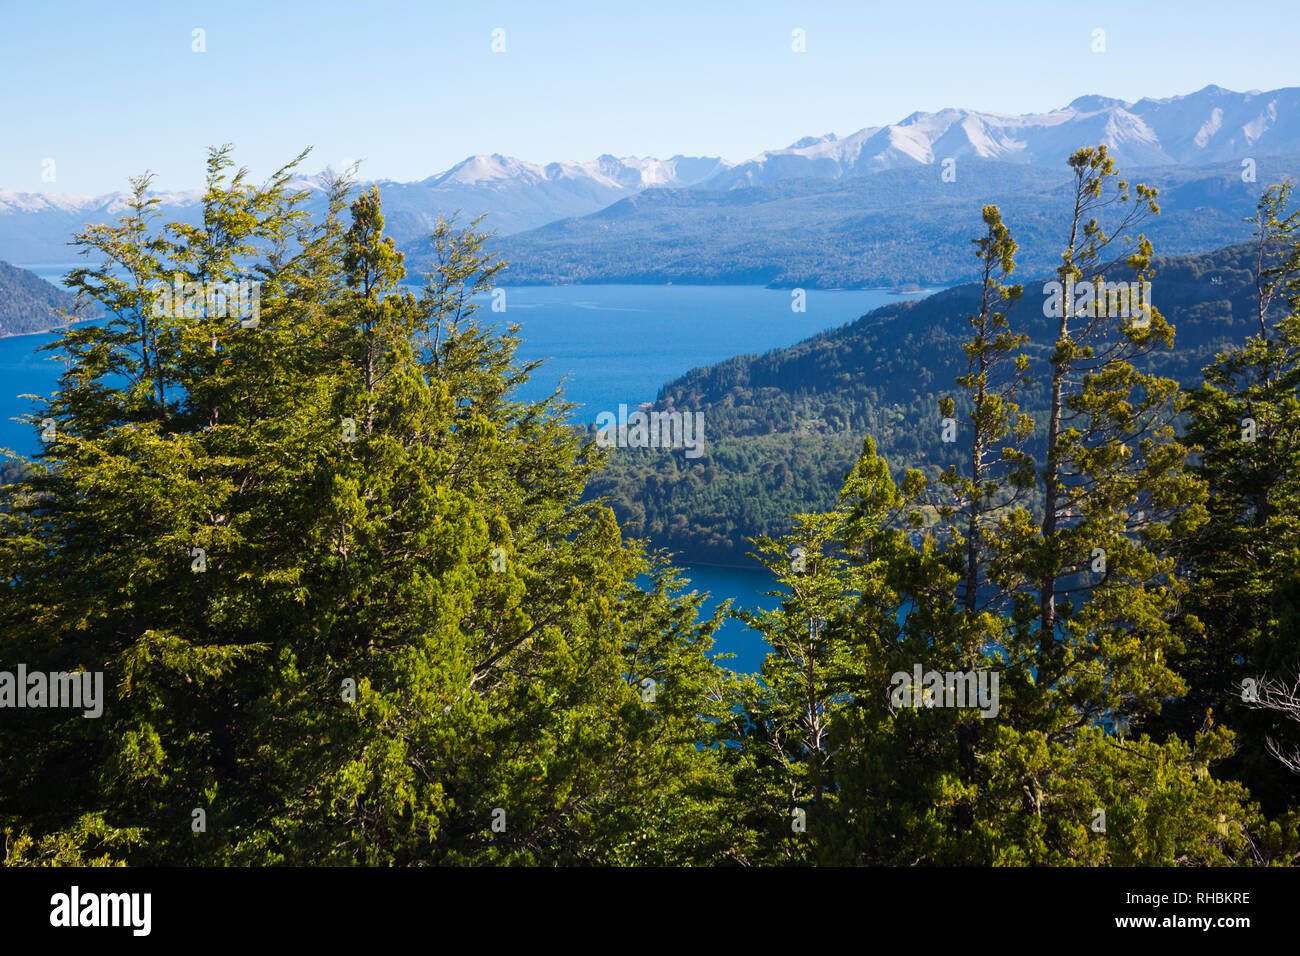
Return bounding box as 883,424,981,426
668,563,782,674
456,283,918,426
1,270,923,671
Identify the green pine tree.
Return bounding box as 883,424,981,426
0,148,747,866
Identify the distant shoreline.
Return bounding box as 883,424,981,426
394,277,943,297
0,316,98,342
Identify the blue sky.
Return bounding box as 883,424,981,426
3,0,1297,194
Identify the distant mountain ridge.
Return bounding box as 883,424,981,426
364,153,732,253
425,152,731,190
0,154,732,265
5,84,1299,279
487,153,1300,289
706,85,1300,188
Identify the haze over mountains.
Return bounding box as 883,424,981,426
4,84,1299,281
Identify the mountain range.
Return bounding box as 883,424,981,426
0,154,732,265
484,152,1300,289
707,85,1300,187
4,84,1300,287
5,84,1294,269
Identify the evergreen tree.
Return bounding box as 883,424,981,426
0,149,745,865
739,150,1273,865
1170,182,1300,818
733,508,866,863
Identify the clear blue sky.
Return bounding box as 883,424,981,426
3,0,1297,195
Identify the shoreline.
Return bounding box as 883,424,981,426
394,278,944,297
0,316,98,342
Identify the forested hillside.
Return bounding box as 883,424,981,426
0,259,93,337
488,155,1300,289
588,240,1267,565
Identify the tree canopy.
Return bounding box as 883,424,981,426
2,146,1298,867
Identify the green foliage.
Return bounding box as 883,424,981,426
4,814,143,867
3,143,1297,869
1157,182,1300,817
590,237,1270,567
0,148,749,866
730,152,1293,865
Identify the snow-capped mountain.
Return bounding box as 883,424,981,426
6,85,1300,266
371,153,731,245
705,85,1300,188
0,154,731,265
0,189,206,268
425,153,729,191
0,189,204,216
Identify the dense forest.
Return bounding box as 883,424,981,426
2,145,1299,866
589,237,1273,565
0,259,94,337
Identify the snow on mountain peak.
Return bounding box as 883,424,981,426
427,152,730,191
436,154,539,186
707,85,1300,189
788,133,838,149
0,188,203,216
1067,94,1130,113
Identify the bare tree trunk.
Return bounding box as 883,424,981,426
1040,361,1063,653
1040,178,1084,655
966,380,984,614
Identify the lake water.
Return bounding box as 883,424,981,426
1,270,922,670
451,283,918,426
667,563,782,673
